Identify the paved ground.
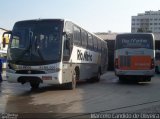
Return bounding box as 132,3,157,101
0,72,160,118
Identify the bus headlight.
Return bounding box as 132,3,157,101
54,67,61,72
6,69,16,73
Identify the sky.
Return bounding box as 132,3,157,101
1,0,160,33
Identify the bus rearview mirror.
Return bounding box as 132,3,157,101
3,37,6,48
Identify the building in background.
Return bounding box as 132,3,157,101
0,28,9,51
131,10,160,33
0,28,9,69
131,11,160,51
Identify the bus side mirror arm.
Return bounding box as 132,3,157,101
62,32,66,35
2,37,6,48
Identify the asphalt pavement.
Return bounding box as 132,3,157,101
0,71,160,119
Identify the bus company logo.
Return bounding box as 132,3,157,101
77,49,92,61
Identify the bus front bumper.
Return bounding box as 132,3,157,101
115,69,155,77
6,72,62,85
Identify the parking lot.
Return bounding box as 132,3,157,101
0,72,160,118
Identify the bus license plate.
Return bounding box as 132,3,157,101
42,76,52,80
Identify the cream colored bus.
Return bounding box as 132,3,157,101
115,33,155,82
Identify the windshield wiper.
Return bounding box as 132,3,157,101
34,37,45,62
14,43,32,64
37,48,45,61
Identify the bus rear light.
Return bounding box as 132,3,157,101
151,59,154,69
115,59,119,69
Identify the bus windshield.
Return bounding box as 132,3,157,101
116,34,153,49
8,20,63,65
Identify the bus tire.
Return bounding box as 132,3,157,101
65,70,77,90
119,76,123,82
146,77,151,82
95,70,101,82
30,82,39,90
88,69,101,82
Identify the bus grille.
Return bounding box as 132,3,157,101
120,56,131,67
16,70,46,74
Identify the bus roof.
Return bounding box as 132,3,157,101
116,33,154,40
15,19,65,24
117,33,154,36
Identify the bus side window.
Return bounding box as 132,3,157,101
88,34,93,50
81,30,88,48
73,26,81,46
98,39,101,52
93,37,98,51
65,21,73,51
101,42,104,52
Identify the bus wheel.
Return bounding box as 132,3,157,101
65,70,77,90
119,76,124,82
88,69,101,83
30,82,39,90
95,70,101,82
146,77,151,82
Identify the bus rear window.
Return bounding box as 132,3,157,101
116,34,153,49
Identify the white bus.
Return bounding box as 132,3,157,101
3,19,108,89
114,33,155,82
